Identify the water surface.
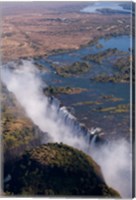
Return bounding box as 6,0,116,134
35,35,130,140
81,2,131,14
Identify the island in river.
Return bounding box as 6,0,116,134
33,34,131,141
1,1,133,198
1,0,132,160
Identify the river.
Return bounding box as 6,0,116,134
34,35,131,141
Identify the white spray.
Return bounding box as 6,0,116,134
1,60,132,198
1,61,90,151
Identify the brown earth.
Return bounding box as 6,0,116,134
1,2,130,63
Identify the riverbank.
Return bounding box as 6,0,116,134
1,2,130,63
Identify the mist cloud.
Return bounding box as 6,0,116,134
1,60,132,198
90,139,132,198
1,60,88,150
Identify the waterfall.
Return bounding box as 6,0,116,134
1,60,97,154
1,60,132,197
90,134,97,147
90,134,97,150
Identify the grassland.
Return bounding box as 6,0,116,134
1,2,130,62
94,104,129,113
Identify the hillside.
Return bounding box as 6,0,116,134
5,143,120,197
1,83,48,161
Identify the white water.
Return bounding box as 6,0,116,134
1,60,132,198
1,61,91,152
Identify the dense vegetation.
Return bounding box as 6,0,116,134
4,143,120,197
43,86,87,95
84,48,127,64
112,55,133,82
90,53,131,83
53,62,91,77
1,84,46,162
90,73,129,83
